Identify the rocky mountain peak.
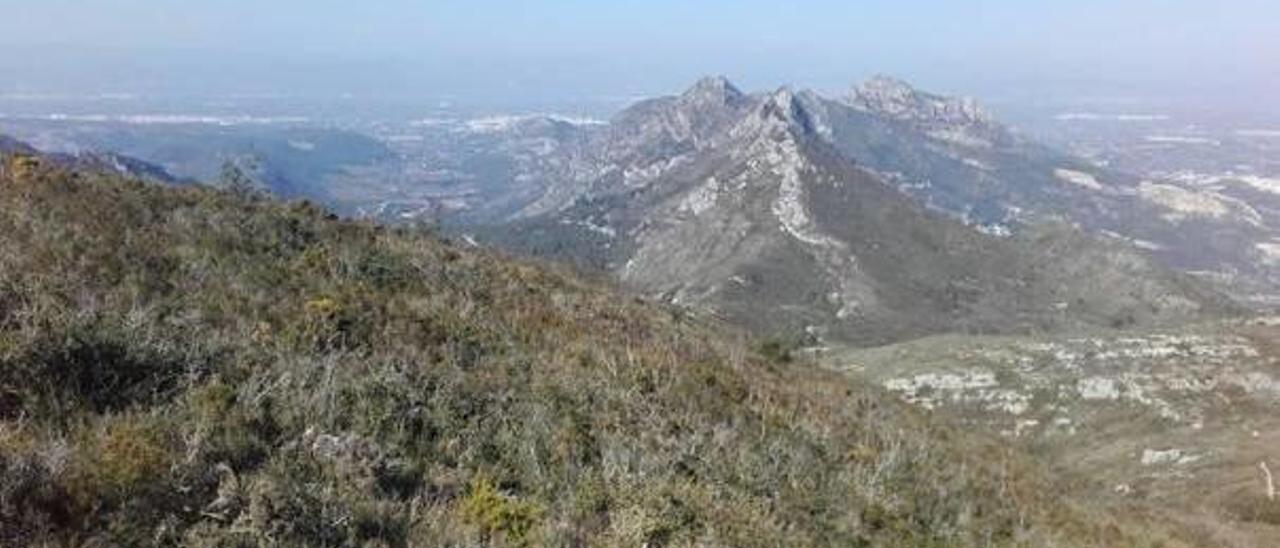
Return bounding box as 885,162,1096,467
857,74,919,102
600,76,751,159
721,87,815,145
759,87,817,137
851,74,995,129
680,75,746,107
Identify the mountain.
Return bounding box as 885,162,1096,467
847,75,1007,147
0,122,394,200
794,78,1280,308
0,154,1202,546
462,78,1233,345
0,133,181,183
0,135,37,155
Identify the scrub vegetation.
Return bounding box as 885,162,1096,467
0,155,1193,546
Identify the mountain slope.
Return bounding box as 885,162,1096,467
0,155,1202,545
0,133,181,183
800,78,1280,307
469,79,1232,345
829,319,1280,547
0,123,392,199
0,135,36,156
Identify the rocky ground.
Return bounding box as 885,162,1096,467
829,317,1280,546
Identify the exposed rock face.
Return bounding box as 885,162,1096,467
868,331,1272,428
849,75,1002,146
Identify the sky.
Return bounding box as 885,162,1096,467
0,1,1276,113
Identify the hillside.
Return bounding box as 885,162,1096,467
0,122,390,200
0,133,179,183
0,154,1201,545
828,320,1280,547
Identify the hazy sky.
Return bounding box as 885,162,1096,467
1,1,1276,110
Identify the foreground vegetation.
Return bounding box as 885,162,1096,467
0,156,1193,546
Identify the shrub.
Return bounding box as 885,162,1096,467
461,476,543,545
1226,492,1280,525
756,337,796,363
0,323,192,419
4,154,41,180
69,414,175,501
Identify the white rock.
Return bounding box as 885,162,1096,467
1055,169,1103,191
1140,448,1200,466
678,177,722,215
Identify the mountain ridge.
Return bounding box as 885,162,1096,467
0,133,181,183
464,76,1235,345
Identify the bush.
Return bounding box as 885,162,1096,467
0,323,194,419
461,477,543,545
1226,492,1280,525
69,414,175,503
756,337,796,363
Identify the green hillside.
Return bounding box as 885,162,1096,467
0,155,1191,546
